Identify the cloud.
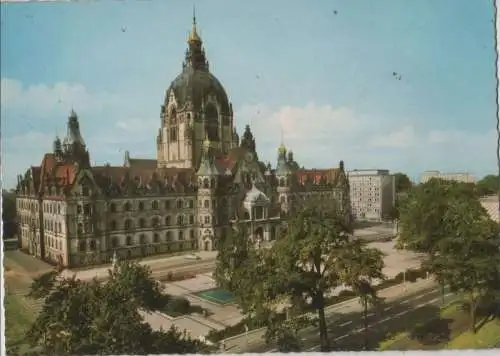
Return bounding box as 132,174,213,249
235,103,497,180
2,77,496,189
369,126,417,148
0,78,120,122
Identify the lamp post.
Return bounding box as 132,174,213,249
244,323,249,349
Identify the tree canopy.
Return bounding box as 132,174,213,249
216,198,385,351
26,261,204,355
398,177,500,332
475,174,499,197
2,190,18,239
393,172,413,193
397,178,477,254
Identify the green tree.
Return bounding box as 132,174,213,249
476,174,499,197
26,262,203,354
2,190,18,239
425,198,500,333
397,178,476,254
394,173,412,193
397,178,485,303
106,259,167,310
338,240,385,350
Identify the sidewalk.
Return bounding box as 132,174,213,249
224,278,437,353
60,250,217,281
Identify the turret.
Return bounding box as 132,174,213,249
62,109,90,167
196,134,219,251
240,125,256,153
275,144,293,213
53,136,63,161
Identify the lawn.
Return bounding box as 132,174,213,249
4,293,36,354
446,318,500,349
379,301,500,351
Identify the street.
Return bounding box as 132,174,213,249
225,280,455,353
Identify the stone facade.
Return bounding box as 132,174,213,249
15,16,350,268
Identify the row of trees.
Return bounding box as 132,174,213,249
22,261,208,355
394,172,497,197
397,178,500,332
214,199,386,351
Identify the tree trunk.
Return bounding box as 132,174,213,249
363,298,368,350
316,294,329,351
441,282,445,305
470,296,477,334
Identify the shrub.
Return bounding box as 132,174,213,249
405,269,419,283
167,297,191,315
338,289,356,298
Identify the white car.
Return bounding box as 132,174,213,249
184,254,201,260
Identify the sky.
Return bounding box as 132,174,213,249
1,0,498,189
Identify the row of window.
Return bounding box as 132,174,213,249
78,230,196,252
44,220,63,234
114,214,196,230
109,198,194,213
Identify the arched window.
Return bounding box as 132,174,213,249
205,104,219,141
165,215,172,226
110,220,117,230
111,237,118,248
152,200,159,210
203,179,209,189
178,231,184,241
166,231,172,241
124,219,133,230
110,203,117,213
126,236,133,245
79,240,86,252
138,202,144,211
89,240,97,251
164,200,171,210
279,178,285,187
204,200,210,208
170,127,178,141
139,218,146,228
151,217,159,227
176,199,183,209
177,215,184,226
153,233,159,243
139,234,146,244
189,215,194,224
124,202,131,212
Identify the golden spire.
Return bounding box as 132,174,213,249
188,6,201,43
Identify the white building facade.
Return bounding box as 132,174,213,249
420,171,475,184
348,169,395,221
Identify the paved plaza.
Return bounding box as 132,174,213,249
142,272,244,340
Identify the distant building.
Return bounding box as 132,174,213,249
420,171,475,184
479,195,499,222
348,169,395,221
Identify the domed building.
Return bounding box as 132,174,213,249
15,14,351,267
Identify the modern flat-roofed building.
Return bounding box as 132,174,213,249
348,169,395,221
420,171,475,184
